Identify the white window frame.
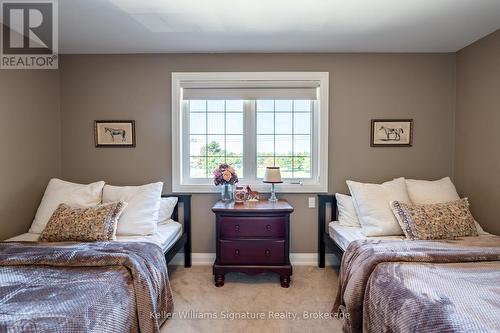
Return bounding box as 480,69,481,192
172,72,329,193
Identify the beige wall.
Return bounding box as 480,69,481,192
455,30,500,235
60,53,456,252
2,40,498,248
0,70,60,240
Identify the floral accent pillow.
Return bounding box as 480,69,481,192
390,198,478,240
40,202,127,242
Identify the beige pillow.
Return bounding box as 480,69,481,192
405,177,460,204
103,182,163,236
390,198,478,240
29,178,106,234
403,177,488,235
335,193,361,227
40,202,127,242
347,178,411,236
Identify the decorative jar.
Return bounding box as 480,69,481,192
234,186,246,204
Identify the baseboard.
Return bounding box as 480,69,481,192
290,253,339,266
169,253,339,267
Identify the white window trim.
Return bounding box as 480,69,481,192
172,72,329,193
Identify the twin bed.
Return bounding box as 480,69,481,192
2,183,499,332
318,194,500,333
5,194,192,266
0,194,191,332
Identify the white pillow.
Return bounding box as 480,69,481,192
405,177,460,204
474,221,488,235
158,197,178,224
405,177,488,235
103,182,163,236
29,179,105,234
347,178,411,236
335,193,361,227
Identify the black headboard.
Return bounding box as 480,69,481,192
317,194,338,267
162,194,191,224
318,194,337,234
162,194,191,235
161,194,191,266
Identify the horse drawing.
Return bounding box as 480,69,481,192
104,127,126,142
379,126,404,141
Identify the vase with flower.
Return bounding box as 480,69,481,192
213,163,239,202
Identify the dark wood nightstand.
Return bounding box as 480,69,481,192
212,200,294,288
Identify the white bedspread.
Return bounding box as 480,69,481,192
328,221,404,250
328,221,492,251
5,220,183,252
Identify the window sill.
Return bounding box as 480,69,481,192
172,183,328,194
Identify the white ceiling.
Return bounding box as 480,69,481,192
59,0,500,54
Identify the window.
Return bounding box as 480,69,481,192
188,100,244,178
172,72,329,193
256,100,312,179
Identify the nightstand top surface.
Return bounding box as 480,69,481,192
212,200,293,213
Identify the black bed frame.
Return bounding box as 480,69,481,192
162,194,191,267
318,194,345,268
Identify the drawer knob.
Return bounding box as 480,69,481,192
265,249,271,257
235,224,240,232
266,225,272,231
234,249,240,256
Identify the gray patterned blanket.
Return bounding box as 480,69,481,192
0,241,173,333
333,236,500,333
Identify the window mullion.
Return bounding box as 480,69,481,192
243,100,256,182
182,101,190,185
312,100,318,182
204,100,208,177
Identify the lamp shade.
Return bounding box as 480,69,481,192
263,167,283,183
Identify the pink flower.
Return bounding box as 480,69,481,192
212,163,238,185
223,170,232,182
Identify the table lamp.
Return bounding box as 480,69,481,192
263,166,283,202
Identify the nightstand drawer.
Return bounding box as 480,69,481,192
219,240,285,265
220,216,286,238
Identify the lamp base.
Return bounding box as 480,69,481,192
268,183,278,202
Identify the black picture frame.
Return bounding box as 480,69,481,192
94,120,136,148
371,119,413,147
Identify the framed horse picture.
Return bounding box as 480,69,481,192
371,119,413,147
94,120,136,147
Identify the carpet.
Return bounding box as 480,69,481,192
160,265,343,333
